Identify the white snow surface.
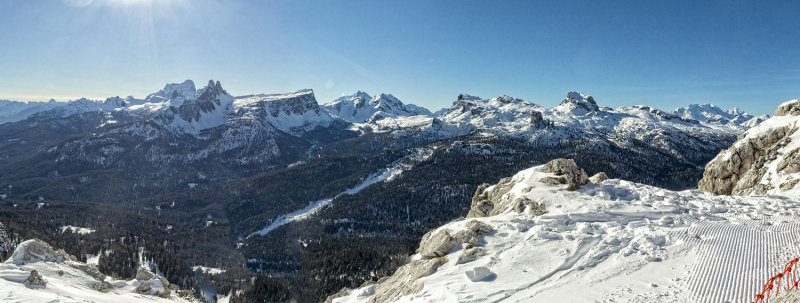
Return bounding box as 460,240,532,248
191,265,225,275
336,163,800,303
59,225,96,235
0,240,192,303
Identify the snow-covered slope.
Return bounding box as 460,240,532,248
322,91,431,123
333,158,800,303
674,104,768,129
0,239,194,303
699,99,800,195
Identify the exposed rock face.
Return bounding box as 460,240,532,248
530,110,550,128
589,172,609,183
539,158,589,190
417,220,493,259
699,99,800,195
775,99,800,117
365,258,445,303
456,247,487,265
417,230,456,258
557,91,599,114
24,270,47,287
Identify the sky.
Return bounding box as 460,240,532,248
0,0,797,115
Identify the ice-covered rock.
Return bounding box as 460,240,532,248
699,99,800,195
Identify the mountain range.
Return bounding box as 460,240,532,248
0,80,776,302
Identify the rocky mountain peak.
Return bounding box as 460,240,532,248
146,80,196,103
457,94,482,102
174,79,233,125
557,91,599,114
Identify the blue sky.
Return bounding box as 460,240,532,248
0,0,797,115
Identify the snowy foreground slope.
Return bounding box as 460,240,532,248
0,239,195,303
332,159,800,303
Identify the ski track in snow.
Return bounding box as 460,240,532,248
680,216,800,303
248,148,433,238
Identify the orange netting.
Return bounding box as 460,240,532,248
753,257,800,303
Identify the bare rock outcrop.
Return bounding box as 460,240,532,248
589,172,609,183
9,239,74,265
699,99,800,195
365,258,445,303
24,270,47,288
539,158,589,190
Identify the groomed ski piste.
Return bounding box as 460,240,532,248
334,163,800,303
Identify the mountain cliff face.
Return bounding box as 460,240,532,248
699,99,800,195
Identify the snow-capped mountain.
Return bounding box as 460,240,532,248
333,158,800,303
674,103,768,129
322,91,431,123
699,99,800,195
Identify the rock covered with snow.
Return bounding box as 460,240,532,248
467,158,586,218
775,99,800,117
23,269,46,287
8,239,74,265
699,99,800,195
556,91,599,115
